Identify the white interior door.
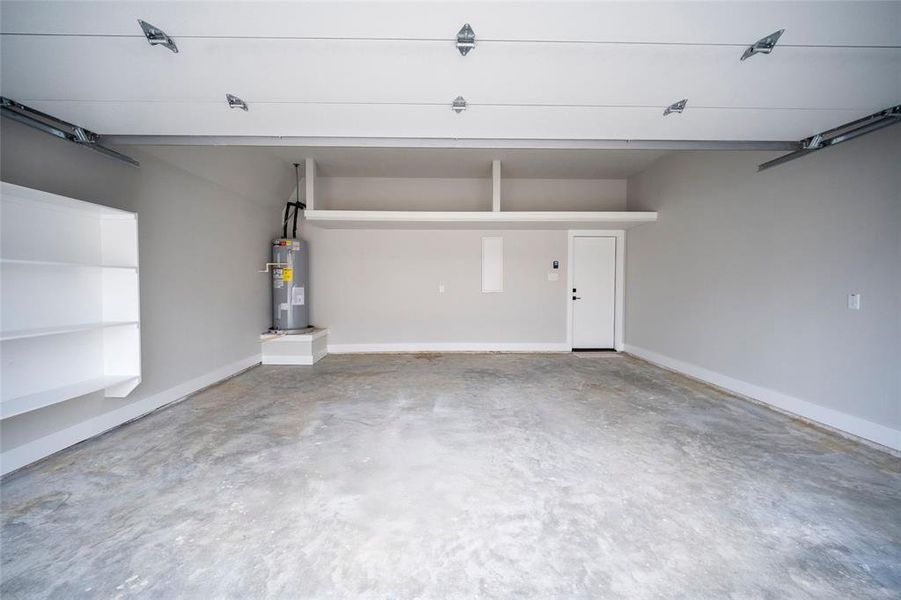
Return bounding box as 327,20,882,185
572,236,616,349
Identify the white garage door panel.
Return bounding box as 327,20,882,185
20,100,870,140
2,1,899,47
0,37,465,103
2,36,897,112
471,44,899,110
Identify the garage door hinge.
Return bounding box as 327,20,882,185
456,24,475,56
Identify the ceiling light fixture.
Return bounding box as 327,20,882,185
226,94,248,111
456,24,475,56
741,29,784,61
138,19,178,53
452,96,467,113
663,99,687,116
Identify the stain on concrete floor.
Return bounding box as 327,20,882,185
2,353,899,599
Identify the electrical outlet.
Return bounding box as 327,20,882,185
848,293,861,310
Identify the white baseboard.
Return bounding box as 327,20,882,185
624,344,901,453
328,342,570,354
1,354,261,476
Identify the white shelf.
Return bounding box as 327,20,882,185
303,210,657,230
1,182,141,422
0,183,135,219
1,258,137,270
0,321,139,342
1,375,140,420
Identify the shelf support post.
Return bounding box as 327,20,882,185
492,159,501,212
305,157,316,211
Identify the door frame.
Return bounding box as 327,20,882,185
566,230,625,352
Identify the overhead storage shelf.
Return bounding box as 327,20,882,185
303,210,657,230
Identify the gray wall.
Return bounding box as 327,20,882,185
501,179,626,211
314,177,626,212
625,127,901,443
305,227,568,347
304,175,621,348
1,120,282,470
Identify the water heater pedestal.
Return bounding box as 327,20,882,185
260,328,328,366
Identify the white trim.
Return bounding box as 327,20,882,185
0,354,261,476
625,344,901,453
567,230,625,352
328,342,569,354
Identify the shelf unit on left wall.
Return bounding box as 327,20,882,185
0,182,141,420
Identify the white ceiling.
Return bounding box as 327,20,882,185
1,1,899,142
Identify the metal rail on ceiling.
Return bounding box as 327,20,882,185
0,97,140,166
758,104,901,171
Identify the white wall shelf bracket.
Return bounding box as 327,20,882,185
492,160,502,212
305,157,317,211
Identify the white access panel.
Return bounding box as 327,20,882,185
571,236,616,349
0,182,141,419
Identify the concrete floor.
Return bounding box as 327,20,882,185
2,353,900,599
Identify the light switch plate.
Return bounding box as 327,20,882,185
439,284,446,293
848,293,861,310
547,272,559,281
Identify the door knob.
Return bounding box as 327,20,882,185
572,296,581,300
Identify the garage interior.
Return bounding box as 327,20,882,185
1,2,899,598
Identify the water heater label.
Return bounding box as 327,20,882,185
282,268,293,282
292,287,305,306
